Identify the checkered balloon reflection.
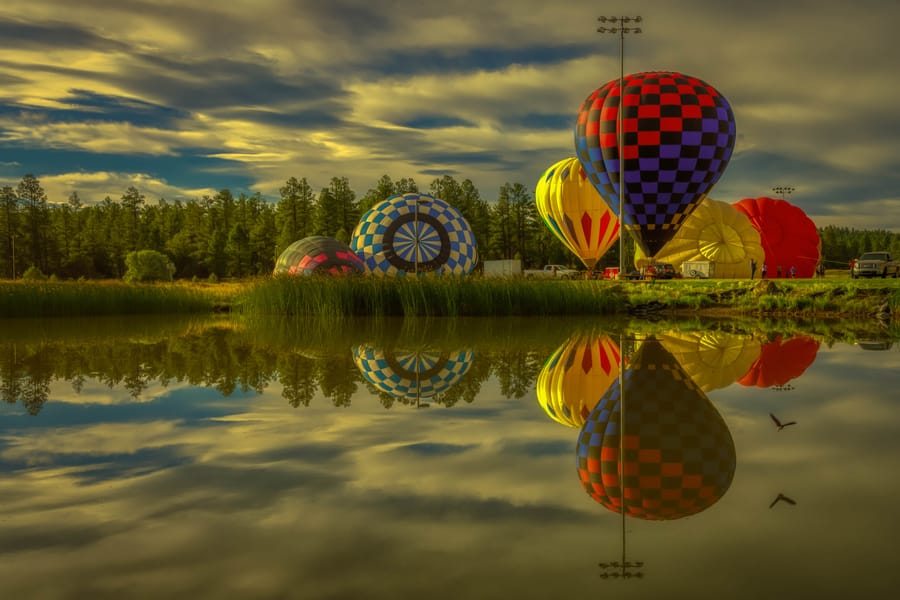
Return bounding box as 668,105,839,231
574,71,736,258
350,193,478,276
575,338,736,520
353,345,475,400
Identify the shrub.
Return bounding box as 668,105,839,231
21,265,48,281
123,250,174,282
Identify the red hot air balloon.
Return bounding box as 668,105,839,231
574,71,737,259
733,197,821,278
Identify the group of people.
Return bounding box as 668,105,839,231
750,259,798,279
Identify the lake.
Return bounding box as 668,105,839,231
1,315,898,599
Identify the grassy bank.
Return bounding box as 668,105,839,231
1,276,899,320
0,280,223,317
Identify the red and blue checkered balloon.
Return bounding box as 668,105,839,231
574,72,736,258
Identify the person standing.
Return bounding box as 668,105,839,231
790,265,797,278
750,258,757,279
777,265,783,278
761,263,767,278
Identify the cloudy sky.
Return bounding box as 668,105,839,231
1,0,898,230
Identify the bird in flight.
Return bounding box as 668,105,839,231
770,413,797,430
769,493,797,508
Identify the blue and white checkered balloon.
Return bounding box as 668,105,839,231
350,193,478,276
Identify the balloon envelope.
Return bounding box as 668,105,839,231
353,345,474,400
273,236,365,276
351,193,478,276
659,330,762,392
576,338,736,520
733,197,821,278
536,331,622,428
634,197,765,278
534,157,619,270
574,71,737,258
738,335,819,388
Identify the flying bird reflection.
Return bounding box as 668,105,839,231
769,493,797,508
769,413,797,431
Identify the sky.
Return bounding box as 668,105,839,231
0,0,898,231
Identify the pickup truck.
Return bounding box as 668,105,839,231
523,264,580,279
851,252,900,278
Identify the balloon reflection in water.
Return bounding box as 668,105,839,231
738,335,819,388
576,338,736,520
352,345,474,402
536,331,622,428
658,330,761,392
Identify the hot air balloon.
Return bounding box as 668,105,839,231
576,338,736,520
733,197,820,278
536,331,622,428
574,71,737,259
738,335,819,388
534,157,619,271
633,196,765,278
350,193,478,276
273,236,365,276
658,330,761,392
352,344,474,401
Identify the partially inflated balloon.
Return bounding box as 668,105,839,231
535,157,619,270
575,72,737,258
733,197,820,278
273,236,365,276
634,196,764,278
351,193,478,276
659,330,761,392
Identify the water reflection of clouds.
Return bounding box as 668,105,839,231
1,321,899,598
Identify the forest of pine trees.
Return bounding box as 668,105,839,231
1,172,897,280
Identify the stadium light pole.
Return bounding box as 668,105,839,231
772,185,795,201
598,15,642,278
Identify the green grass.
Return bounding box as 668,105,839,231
2,275,899,320
0,280,218,317
235,275,627,318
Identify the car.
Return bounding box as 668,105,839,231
646,263,676,279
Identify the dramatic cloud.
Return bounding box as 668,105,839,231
0,0,898,229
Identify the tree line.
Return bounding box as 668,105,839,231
0,173,577,280
1,172,897,280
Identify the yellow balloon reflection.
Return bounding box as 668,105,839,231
658,330,761,392
536,332,622,428
576,338,736,520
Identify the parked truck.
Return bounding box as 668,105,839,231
851,252,900,278
523,264,580,279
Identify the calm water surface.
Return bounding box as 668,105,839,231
0,316,898,599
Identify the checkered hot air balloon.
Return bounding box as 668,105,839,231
576,338,736,520
535,157,619,271
273,236,365,276
352,345,475,401
350,193,478,276
574,71,736,259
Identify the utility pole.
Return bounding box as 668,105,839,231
597,15,642,278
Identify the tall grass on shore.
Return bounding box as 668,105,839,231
0,280,217,317
237,275,626,318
